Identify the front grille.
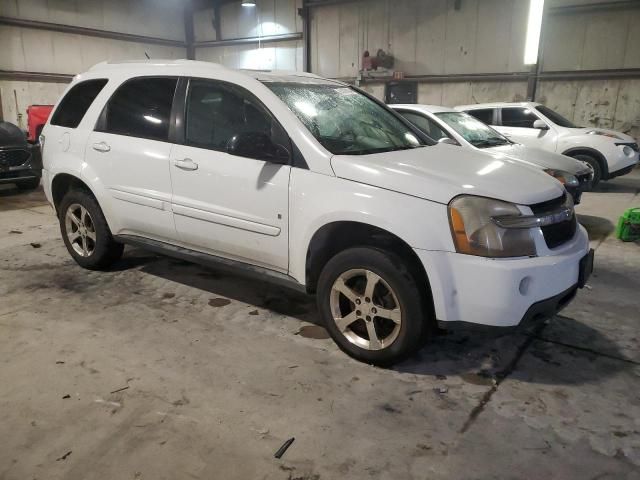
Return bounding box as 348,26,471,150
0,149,30,167
541,216,577,249
530,193,566,215
530,193,577,249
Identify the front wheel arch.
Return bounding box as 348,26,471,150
304,221,435,322
562,147,609,180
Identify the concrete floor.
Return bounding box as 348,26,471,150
0,171,639,480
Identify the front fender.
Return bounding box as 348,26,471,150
288,169,454,284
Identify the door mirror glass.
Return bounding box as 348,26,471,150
533,119,549,130
226,132,290,164
438,137,458,146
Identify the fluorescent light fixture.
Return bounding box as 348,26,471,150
241,0,256,6
524,0,544,65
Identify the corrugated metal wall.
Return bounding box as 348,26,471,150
193,0,303,71
0,0,186,126
309,0,640,137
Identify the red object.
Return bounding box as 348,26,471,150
26,104,54,142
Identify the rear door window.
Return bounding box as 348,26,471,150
465,108,495,125
98,77,177,142
50,79,108,128
500,107,538,128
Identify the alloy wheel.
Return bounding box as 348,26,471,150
329,269,402,351
64,203,97,257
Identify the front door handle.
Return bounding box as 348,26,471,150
174,158,199,171
92,142,111,153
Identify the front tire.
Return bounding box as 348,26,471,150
58,189,124,270
317,247,433,366
573,154,602,188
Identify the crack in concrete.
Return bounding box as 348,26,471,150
458,320,549,434
530,335,639,366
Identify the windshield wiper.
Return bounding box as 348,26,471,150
471,137,509,148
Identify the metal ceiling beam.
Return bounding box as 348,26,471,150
0,16,186,47
0,70,74,83
548,1,640,15
538,68,640,81
184,1,196,59
194,32,302,48
337,68,640,85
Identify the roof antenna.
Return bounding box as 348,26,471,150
144,52,150,59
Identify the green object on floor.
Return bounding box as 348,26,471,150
615,207,640,241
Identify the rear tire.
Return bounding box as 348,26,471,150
16,177,41,190
58,189,124,270
317,246,433,366
573,153,602,188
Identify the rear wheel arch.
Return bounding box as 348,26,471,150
304,221,434,312
51,173,96,214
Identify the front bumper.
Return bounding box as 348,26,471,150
415,224,590,327
606,145,638,178
0,145,42,184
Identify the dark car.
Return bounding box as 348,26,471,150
0,121,42,190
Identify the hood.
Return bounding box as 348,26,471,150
568,126,636,143
484,144,588,174
330,144,565,206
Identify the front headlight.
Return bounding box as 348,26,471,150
586,130,622,140
448,196,536,258
544,169,579,187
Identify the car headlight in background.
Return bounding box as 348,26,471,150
544,169,580,187
586,130,622,140
448,196,537,258
622,145,634,156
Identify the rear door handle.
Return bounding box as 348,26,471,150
92,142,111,153
174,158,199,171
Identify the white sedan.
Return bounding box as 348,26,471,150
390,104,593,204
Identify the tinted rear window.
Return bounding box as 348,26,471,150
465,108,494,124
98,77,177,142
50,79,108,128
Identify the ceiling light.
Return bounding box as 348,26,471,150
241,0,256,6
524,0,544,65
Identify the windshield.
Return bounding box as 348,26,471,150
434,112,510,148
264,83,427,155
535,105,577,128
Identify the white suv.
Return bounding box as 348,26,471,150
457,102,639,187
41,60,593,366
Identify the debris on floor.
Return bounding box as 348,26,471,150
56,451,72,461
274,437,295,459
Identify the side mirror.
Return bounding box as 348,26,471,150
533,119,549,130
438,137,459,146
226,132,290,164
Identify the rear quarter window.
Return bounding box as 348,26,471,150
97,77,177,142
50,79,108,128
